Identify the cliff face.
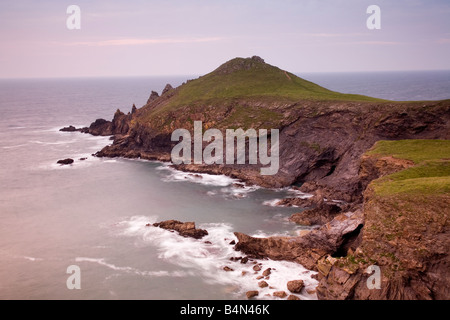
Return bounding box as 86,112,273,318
316,140,450,300
95,97,450,201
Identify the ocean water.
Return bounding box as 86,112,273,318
0,71,449,300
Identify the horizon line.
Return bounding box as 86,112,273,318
2,68,450,81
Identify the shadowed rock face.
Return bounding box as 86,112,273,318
234,210,364,270
92,99,450,202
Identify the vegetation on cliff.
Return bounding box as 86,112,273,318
317,139,450,299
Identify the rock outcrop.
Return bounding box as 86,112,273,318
234,209,364,270
64,56,450,300
316,148,450,300
57,158,74,165
152,220,208,239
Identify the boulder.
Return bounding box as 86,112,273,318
246,291,259,299
273,291,287,298
57,158,74,165
262,268,272,276
287,280,304,293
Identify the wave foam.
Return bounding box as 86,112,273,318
115,215,318,300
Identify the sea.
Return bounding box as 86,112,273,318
0,71,449,300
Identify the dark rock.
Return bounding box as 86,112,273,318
79,157,87,161
162,84,174,95
87,118,113,136
229,240,236,245
287,295,300,300
240,257,249,264
289,203,343,226
258,281,269,288
59,125,77,132
251,56,265,63
147,91,160,104
223,266,234,272
152,220,208,239
57,158,74,165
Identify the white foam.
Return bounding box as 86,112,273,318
30,139,78,146
262,199,282,207
75,257,191,278
115,215,318,300
2,143,28,149
157,163,259,199
23,256,43,262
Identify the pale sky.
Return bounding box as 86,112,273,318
1,0,450,78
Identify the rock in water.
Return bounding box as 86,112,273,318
287,280,304,293
152,220,208,239
59,125,77,132
246,291,259,299
57,158,74,165
273,291,287,298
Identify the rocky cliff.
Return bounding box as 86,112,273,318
87,56,450,203
71,56,450,300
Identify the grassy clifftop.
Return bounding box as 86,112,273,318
318,139,450,299
139,56,384,125
367,139,450,195
163,56,383,107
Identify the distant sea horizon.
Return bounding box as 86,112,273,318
2,69,449,102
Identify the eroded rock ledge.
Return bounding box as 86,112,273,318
234,210,364,271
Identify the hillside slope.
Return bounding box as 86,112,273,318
89,56,450,201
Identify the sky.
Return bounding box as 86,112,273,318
1,0,450,78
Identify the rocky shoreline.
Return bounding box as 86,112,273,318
59,93,450,300
58,57,450,299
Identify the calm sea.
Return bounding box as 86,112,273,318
0,71,449,300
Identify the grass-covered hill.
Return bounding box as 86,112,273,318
136,56,384,131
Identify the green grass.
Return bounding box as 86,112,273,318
366,139,450,164
368,140,450,196
145,57,384,117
